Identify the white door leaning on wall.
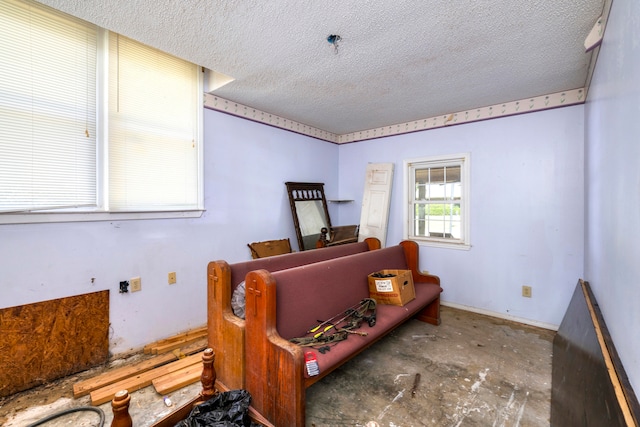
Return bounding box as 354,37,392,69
358,163,394,247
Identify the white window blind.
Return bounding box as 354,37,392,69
108,33,200,211
0,0,97,212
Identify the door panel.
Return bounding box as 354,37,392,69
358,163,394,246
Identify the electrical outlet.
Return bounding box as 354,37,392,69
168,272,177,285
522,285,532,298
119,281,129,293
130,277,142,292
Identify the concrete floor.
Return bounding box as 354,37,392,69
1,306,555,426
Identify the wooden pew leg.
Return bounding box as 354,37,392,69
148,348,216,427
199,348,216,400
111,390,133,427
415,297,441,325
112,348,273,427
112,349,216,427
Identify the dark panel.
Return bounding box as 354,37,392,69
0,290,109,397
552,280,639,426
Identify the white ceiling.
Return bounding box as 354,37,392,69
37,0,605,137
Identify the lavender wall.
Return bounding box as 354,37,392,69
0,109,339,355
584,0,640,393
0,99,587,358
337,106,585,328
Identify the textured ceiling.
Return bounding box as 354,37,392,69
36,0,605,136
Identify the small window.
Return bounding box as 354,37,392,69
405,153,470,249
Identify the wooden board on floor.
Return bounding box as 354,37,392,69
74,352,178,398
552,280,640,426
143,326,207,354
169,339,208,358
152,363,202,395
0,291,109,398
90,352,203,405
152,335,207,355
74,334,206,397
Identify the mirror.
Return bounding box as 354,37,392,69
285,182,332,251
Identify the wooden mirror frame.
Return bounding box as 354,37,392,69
285,182,332,251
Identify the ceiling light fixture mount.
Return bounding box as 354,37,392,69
327,34,341,54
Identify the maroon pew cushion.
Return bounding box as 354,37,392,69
269,245,442,378
229,241,372,289
271,245,409,340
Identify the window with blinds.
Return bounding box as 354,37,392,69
0,0,97,212
405,153,471,249
108,34,200,211
0,0,203,223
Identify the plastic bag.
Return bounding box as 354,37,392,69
231,281,246,319
174,389,259,427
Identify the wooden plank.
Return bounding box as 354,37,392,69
0,291,109,398
581,281,640,427
90,352,203,406
171,339,208,358
73,352,178,398
143,327,207,354
552,280,640,427
152,335,207,355
75,338,207,398
152,363,202,395
143,326,206,354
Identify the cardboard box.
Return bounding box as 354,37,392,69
368,269,415,306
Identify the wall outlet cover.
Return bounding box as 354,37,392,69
130,277,141,292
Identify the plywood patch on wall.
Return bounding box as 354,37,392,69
0,290,109,398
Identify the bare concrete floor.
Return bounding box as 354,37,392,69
1,306,555,426
306,306,555,426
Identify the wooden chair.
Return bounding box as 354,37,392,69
247,238,292,259
110,348,273,427
316,225,359,248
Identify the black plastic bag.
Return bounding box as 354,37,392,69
174,390,259,427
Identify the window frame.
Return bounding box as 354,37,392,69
403,153,471,250
0,1,204,225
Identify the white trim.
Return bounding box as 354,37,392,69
204,89,585,144
196,68,205,210
340,88,584,143
203,94,340,143
97,27,109,211
442,300,559,331
0,209,205,225
417,240,472,251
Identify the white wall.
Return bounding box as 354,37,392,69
338,106,585,328
584,0,640,393
0,109,339,356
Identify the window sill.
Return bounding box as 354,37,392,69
0,209,205,225
411,238,471,251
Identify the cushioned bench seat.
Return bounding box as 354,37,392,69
206,238,381,389
244,240,442,426
298,286,442,378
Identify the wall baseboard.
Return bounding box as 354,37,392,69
441,300,559,331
